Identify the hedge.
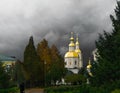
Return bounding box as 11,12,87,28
44,85,110,93
0,87,19,93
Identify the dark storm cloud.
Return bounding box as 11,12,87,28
0,0,116,60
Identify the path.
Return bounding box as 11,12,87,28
25,88,44,93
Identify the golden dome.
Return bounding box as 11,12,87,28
75,49,81,53
76,41,79,45
70,37,74,41
69,42,75,47
87,59,92,69
65,51,78,58
87,65,92,69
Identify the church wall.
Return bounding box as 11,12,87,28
65,57,79,68
78,54,83,68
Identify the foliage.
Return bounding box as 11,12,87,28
0,87,19,93
37,39,52,86
91,1,120,87
24,36,43,87
37,39,52,71
111,89,120,93
46,60,64,85
14,60,25,84
0,61,10,88
37,40,66,86
46,45,66,85
45,85,111,93
23,37,66,87
65,74,86,85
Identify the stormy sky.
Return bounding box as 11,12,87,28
0,0,116,61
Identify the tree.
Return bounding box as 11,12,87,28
91,1,120,87
14,60,25,85
47,44,66,85
50,44,60,61
37,39,52,86
24,36,43,87
37,39,52,71
37,41,66,86
0,62,10,88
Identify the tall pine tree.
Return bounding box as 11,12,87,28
92,1,120,87
24,36,43,87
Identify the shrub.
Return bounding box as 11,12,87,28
0,87,19,93
45,85,111,93
111,89,120,93
65,74,86,85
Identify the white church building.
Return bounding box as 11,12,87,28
64,32,83,74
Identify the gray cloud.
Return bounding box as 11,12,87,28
0,0,116,61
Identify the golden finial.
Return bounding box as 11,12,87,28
69,32,75,47
76,33,79,45
71,32,73,37
71,32,74,38
87,58,92,69
76,33,78,41
70,32,74,41
88,58,91,65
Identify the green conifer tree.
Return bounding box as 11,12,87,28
91,1,120,87
24,36,43,87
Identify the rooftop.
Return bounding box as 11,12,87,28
0,54,16,62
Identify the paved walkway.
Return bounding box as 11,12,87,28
25,88,44,93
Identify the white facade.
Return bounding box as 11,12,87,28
78,52,83,68
65,58,79,68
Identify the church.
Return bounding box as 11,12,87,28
64,32,83,74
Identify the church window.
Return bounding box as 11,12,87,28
75,61,77,65
69,62,71,65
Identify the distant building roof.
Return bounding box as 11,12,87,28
0,54,16,62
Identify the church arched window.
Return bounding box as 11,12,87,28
75,61,77,65
69,62,71,65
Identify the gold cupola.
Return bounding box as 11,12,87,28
87,59,92,69
86,59,93,77
65,32,78,58
65,51,78,58
75,34,81,53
